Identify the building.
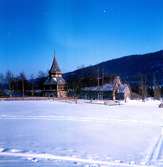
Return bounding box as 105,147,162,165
81,76,131,101
44,55,67,98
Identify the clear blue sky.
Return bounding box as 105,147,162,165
0,0,163,76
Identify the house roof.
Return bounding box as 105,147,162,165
82,83,129,93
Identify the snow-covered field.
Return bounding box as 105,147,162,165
0,99,163,167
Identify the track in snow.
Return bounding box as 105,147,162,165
0,150,155,167
0,115,162,127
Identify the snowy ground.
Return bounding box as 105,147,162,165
0,99,163,167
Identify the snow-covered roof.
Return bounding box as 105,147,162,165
82,83,128,93
44,77,66,85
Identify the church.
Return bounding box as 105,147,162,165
44,54,67,98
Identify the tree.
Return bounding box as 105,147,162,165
153,74,161,100
38,71,47,78
19,72,27,97
112,76,121,101
0,73,4,96
30,74,35,96
5,71,14,96
139,75,147,101
154,86,161,100
36,71,47,91
0,73,4,83
76,65,85,70
0,73,4,87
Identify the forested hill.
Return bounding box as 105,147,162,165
64,50,163,85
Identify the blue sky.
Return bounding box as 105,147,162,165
0,0,163,76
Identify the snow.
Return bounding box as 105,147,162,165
82,83,127,93
0,99,163,166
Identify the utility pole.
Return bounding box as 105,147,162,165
31,81,34,96
101,69,104,100
22,78,24,97
97,68,100,100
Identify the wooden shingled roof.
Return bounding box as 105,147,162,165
49,56,62,74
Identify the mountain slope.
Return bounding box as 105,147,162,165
64,50,163,85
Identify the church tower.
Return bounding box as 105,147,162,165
49,56,62,78
44,52,67,98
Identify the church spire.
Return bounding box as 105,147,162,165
49,50,62,76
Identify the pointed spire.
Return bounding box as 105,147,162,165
49,50,62,75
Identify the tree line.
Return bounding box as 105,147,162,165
0,70,162,100
0,71,47,97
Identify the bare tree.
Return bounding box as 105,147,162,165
124,84,131,102
139,75,147,101
153,74,161,100
154,86,161,100
101,69,105,100
0,73,4,86
5,71,14,96
76,65,85,70
37,71,47,91
30,74,35,96
0,73,4,96
112,76,121,101
97,69,100,100
38,71,47,78
19,72,27,97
